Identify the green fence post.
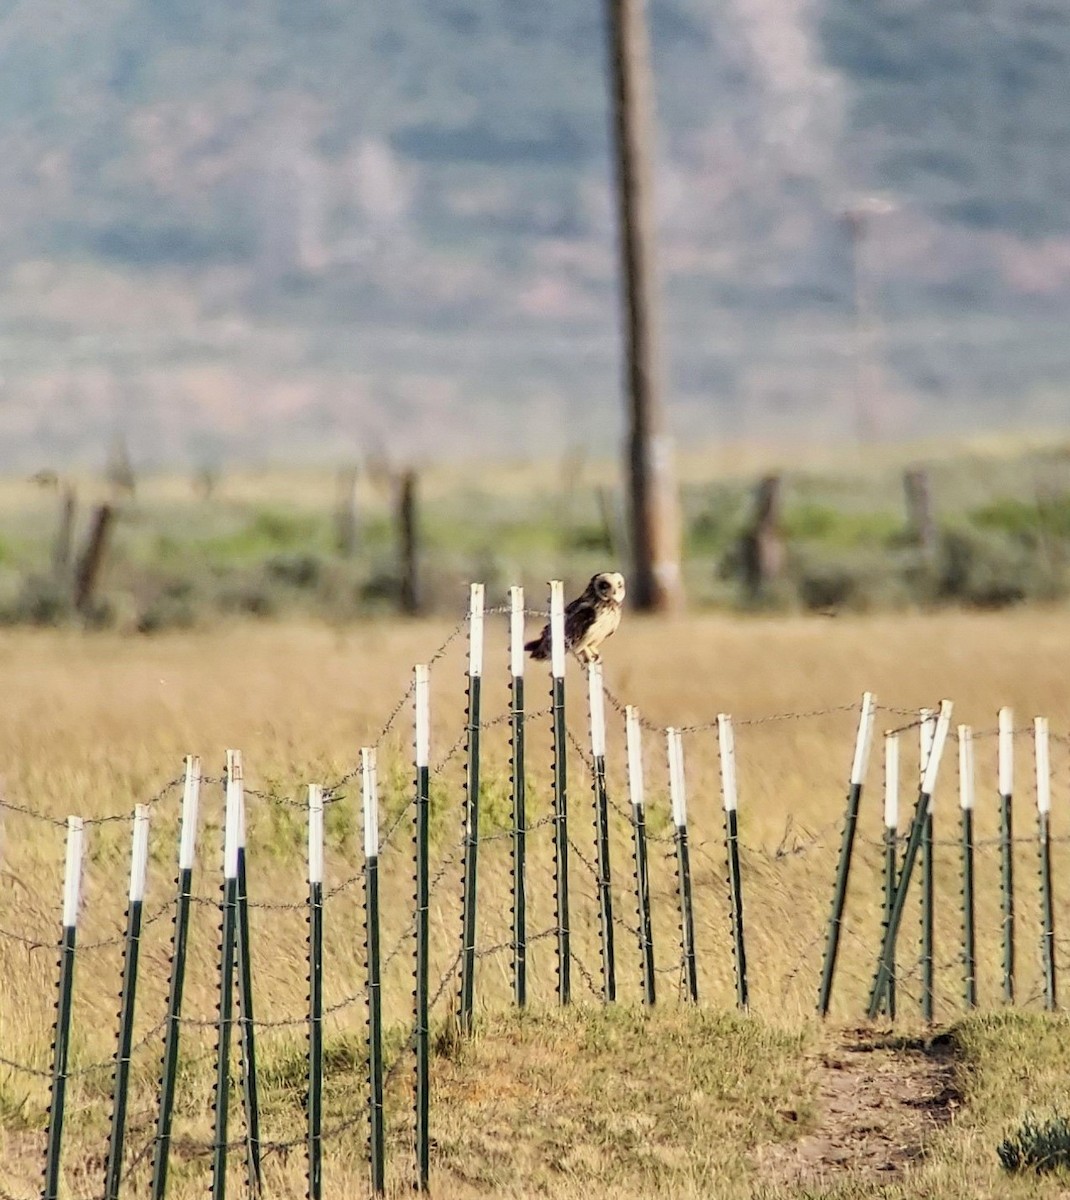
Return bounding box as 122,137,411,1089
104,805,151,1200
667,729,698,1002
43,816,84,1200
718,715,749,1011
999,707,1016,1004
414,664,431,1191
868,700,953,1019
151,756,200,1200
509,589,528,1009
363,748,386,1195
882,734,899,1020
212,768,241,1200
1035,717,1056,1011
817,692,876,1017
959,726,977,1009
229,750,262,1193
920,709,936,1023
459,584,484,1033
589,660,616,1003
307,785,324,1200
550,580,571,1005
626,706,655,1005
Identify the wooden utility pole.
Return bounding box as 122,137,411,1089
397,470,420,616
604,0,683,612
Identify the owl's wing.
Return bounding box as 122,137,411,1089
563,597,598,648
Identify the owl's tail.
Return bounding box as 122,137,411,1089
525,627,551,660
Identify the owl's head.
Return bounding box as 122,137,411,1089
590,571,626,605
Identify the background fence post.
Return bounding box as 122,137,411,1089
152,756,201,1200
414,664,431,1192
626,706,655,1005
230,750,262,1193
667,729,698,1002
307,785,324,1200
1035,717,1056,1011
818,692,876,1017
882,734,899,1020
999,707,1015,1004
868,701,953,1019
550,580,571,1005
959,727,977,1010
920,709,936,1023
589,661,616,1003
718,715,749,1011
104,805,151,1200
43,816,84,1200
459,583,484,1033
363,748,386,1196
212,765,241,1200
509,588,528,1009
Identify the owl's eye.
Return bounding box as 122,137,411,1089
597,578,611,594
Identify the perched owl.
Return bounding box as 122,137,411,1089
525,572,626,665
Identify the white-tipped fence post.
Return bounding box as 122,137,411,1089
549,580,571,1004
211,758,241,1200
718,714,748,1010
818,692,876,1017
307,784,324,1200
868,700,953,1019
1035,717,1056,1011
882,734,900,1019
998,707,1015,1003
958,726,977,1009
509,588,528,1009
413,664,431,1191
920,708,936,1022
229,750,262,1192
152,756,201,1200
667,728,698,1002
363,748,385,1195
104,805,151,1200
459,582,484,1033
626,706,655,1005
44,816,84,1200
589,660,616,1002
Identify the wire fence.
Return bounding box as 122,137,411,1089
1,586,1068,1197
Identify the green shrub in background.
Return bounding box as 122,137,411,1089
998,1113,1070,1173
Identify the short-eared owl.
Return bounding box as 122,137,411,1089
525,572,626,665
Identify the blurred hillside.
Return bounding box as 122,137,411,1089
1,0,1070,468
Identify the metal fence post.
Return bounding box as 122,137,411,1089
589,660,616,1003
1035,717,1056,1011
509,589,528,1008
667,729,698,1002
550,580,571,1004
459,584,484,1033
817,692,876,1017
307,785,324,1200
718,715,748,1011
43,816,84,1200
211,768,241,1200
999,707,1015,1004
152,757,200,1200
414,665,431,1192
104,805,151,1200
626,706,655,1005
363,748,386,1195
882,734,899,1020
959,727,977,1009
920,709,936,1023
868,700,953,1019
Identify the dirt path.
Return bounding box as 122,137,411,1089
760,1028,960,1187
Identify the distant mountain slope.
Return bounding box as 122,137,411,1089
0,0,1069,468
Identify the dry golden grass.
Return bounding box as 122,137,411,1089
2,609,1070,1197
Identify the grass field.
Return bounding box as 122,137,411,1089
3,609,1070,1197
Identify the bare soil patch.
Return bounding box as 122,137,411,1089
760,1027,960,1187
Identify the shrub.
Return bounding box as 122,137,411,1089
998,1113,1070,1174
